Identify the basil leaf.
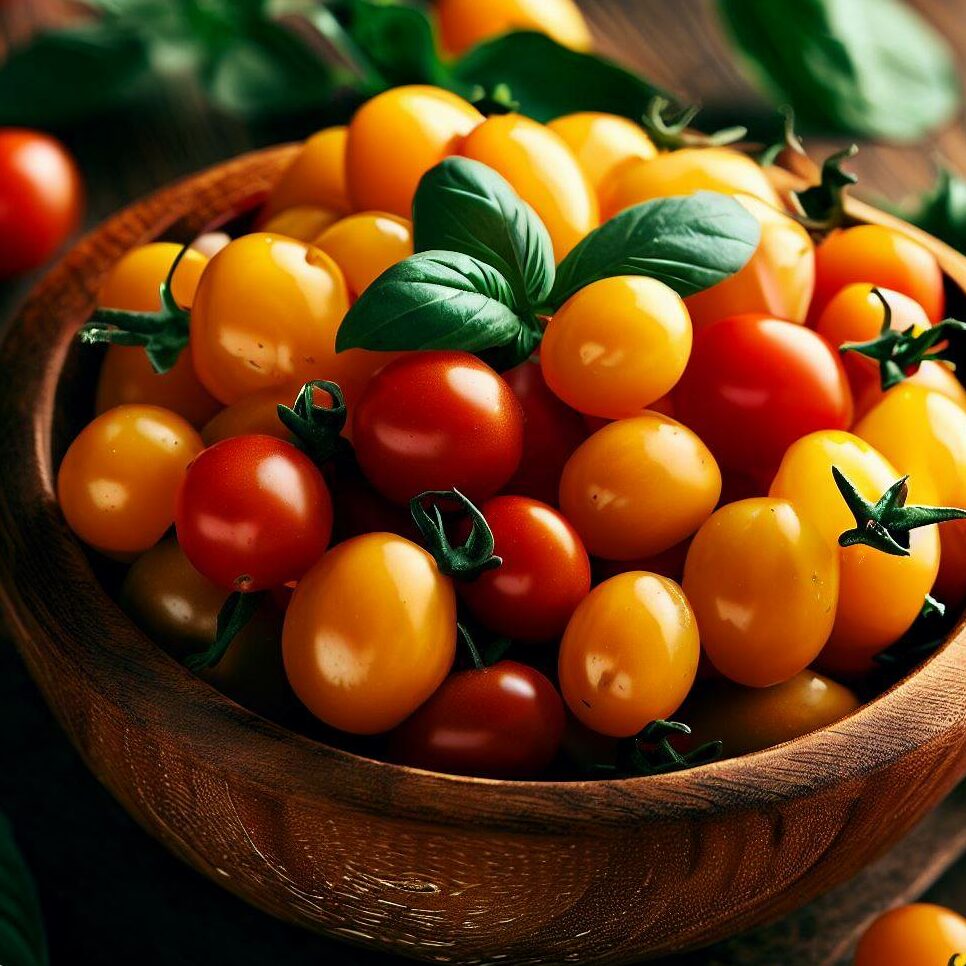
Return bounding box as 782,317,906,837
904,168,966,255
413,158,555,311
336,251,524,353
451,31,670,123
549,192,761,308
718,0,961,142
0,814,47,966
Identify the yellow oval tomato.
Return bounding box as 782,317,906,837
683,498,839,687
547,112,657,204
260,205,341,243
57,404,203,557
769,430,941,672
201,381,302,446
558,572,699,737
855,904,966,966
460,113,598,261
437,0,592,56
346,86,482,217
853,360,966,422
559,413,721,560
683,194,815,330
282,533,457,734
602,147,781,220
262,127,349,220
314,211,414,297
541,275,692,419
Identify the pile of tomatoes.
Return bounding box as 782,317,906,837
56,82,966,781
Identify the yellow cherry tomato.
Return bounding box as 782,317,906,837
260,206,341,242
683,194,815,330
57,404,203,556
313,211,414,297
769,431,941,672
201,381,303,446
559,413,721,560
262,127,349,220
547,112,657,204
853,360,966,422
436,0,592,57
460,113,598,261
683,498,839,688
855,904,966,966
282,532,457,734
541,275,692,419
602,147,781,221
346,86,483,217
558,572,699,737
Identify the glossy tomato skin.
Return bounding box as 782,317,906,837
200,382,300,447
560,413,721,561
175,435,333,592
0,129,83,278
558,571,699,737
811,224,945,323
282,532,457,734
390,661,565,778
346,86,482,217
458,496,591,641
58,404,203,557
683,498,839,687
674,314,853,480
855,904,966,966
541,276,692,419
352,351,524,505
261,206,341,243
261,127,349,221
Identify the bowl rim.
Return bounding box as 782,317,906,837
1,144,964,834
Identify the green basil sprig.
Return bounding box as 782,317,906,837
902,167,966,256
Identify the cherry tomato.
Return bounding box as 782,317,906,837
811,224,945,324
541,276,692,419
683,194,815,330
460,113,598,261
190,232,230,259
261,127,349,220
282,532,457,733
329,467,418,544
313,211,414,297
175,435,333,592
683,498,839,687
95,243,220,428
601,147,781,221
261,206,341,242
352,351,524,505
58,404,203,556
769,431,941,672
0,128,83,278
673,314,852,479
390,660,565,777
547,112,657,204
457,496,591,641
346,86,482,217
852,359,966,423
436,0,592,56
558,572,699,737
855,904,966,966
502,358,587,505
201,382,301,447
560,413,721,560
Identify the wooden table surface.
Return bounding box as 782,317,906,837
0,2,965,965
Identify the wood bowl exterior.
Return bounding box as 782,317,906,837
1,146,965,966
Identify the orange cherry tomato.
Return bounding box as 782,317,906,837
541,275,692,419
57,404,203,557
559,413,721,560
558,571,699,737
683,498,839,687
855,904,966,966
260,206,341,242
262,127,349,220
852,360,966,423
460,113,598,261
346,86,483,217
282,532,457,734
684,194,815,329
810,224,945,324
201,382,301,446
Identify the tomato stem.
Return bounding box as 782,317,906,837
640,96,747,151
622,719,723,776
410,489,502,580
791,144,858,233
277,380,351,466
875,593,950,671
758,106,806,167
184,590,266,672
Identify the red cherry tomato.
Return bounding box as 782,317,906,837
352,351,524,505
674,314,853,479
502,359,588,505
0,129,83,278
458,496,591,641
175,435,333,591
389,660,565,778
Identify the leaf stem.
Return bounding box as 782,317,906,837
184,590,266,671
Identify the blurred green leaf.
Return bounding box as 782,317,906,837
718,0,961,142
0,814,47,966
903,167,966,253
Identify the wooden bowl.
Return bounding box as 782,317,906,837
1,146,965,966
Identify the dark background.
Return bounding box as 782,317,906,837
1,2,966,964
